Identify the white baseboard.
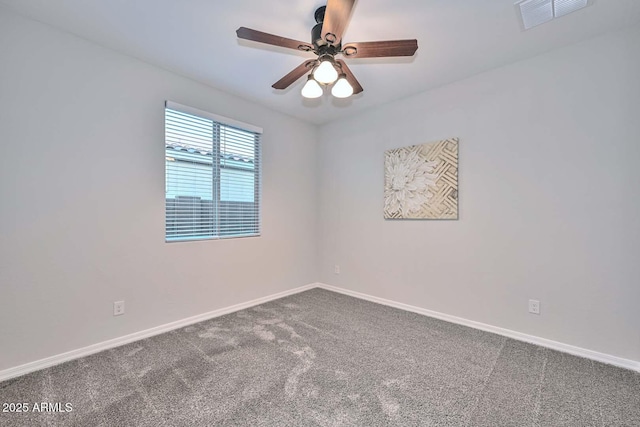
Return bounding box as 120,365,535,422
0,283,317,382
3,282,637,382
316,283,640,373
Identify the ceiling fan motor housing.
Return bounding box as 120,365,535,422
314,6,326,24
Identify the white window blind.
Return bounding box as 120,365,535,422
165,101,261,241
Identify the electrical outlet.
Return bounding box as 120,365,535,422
334,265,340,274
528,299,540,315
113,301,125,316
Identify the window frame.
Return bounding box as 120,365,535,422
164,101,262,243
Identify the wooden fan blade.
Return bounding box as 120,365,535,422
321,0,356,46
237,27,314,52
342,40,418,58
336,60,363,94
272,60,317,90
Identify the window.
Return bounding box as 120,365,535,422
165,101,261,241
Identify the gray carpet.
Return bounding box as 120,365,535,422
1,288,639,426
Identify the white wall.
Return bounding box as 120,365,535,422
1,7,638,373
317,24,640,362
0,8,318,370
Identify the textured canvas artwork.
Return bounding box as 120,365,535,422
384,137,458,219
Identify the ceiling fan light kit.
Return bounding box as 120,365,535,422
314,56,339,85
236,0,418,101
331,74,354,98
301,75,323,99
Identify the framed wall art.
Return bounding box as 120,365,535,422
384,138,458,219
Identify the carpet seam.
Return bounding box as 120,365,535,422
466,336,507,426
43,370,55,427
173,329,220,365
532,347,548,427
592,359,605,427
80,357,100,414
108,347,168,427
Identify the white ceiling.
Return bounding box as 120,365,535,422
2,0,639,125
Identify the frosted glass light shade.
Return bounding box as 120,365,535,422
301,75,322,98
314,60,339,84
331,75,353,98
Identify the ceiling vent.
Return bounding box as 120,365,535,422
516,0,590,30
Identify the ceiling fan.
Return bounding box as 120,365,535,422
236,0,418,99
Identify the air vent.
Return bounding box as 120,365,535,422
554,0,589,17
516,0,591,30
519,0,553,30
